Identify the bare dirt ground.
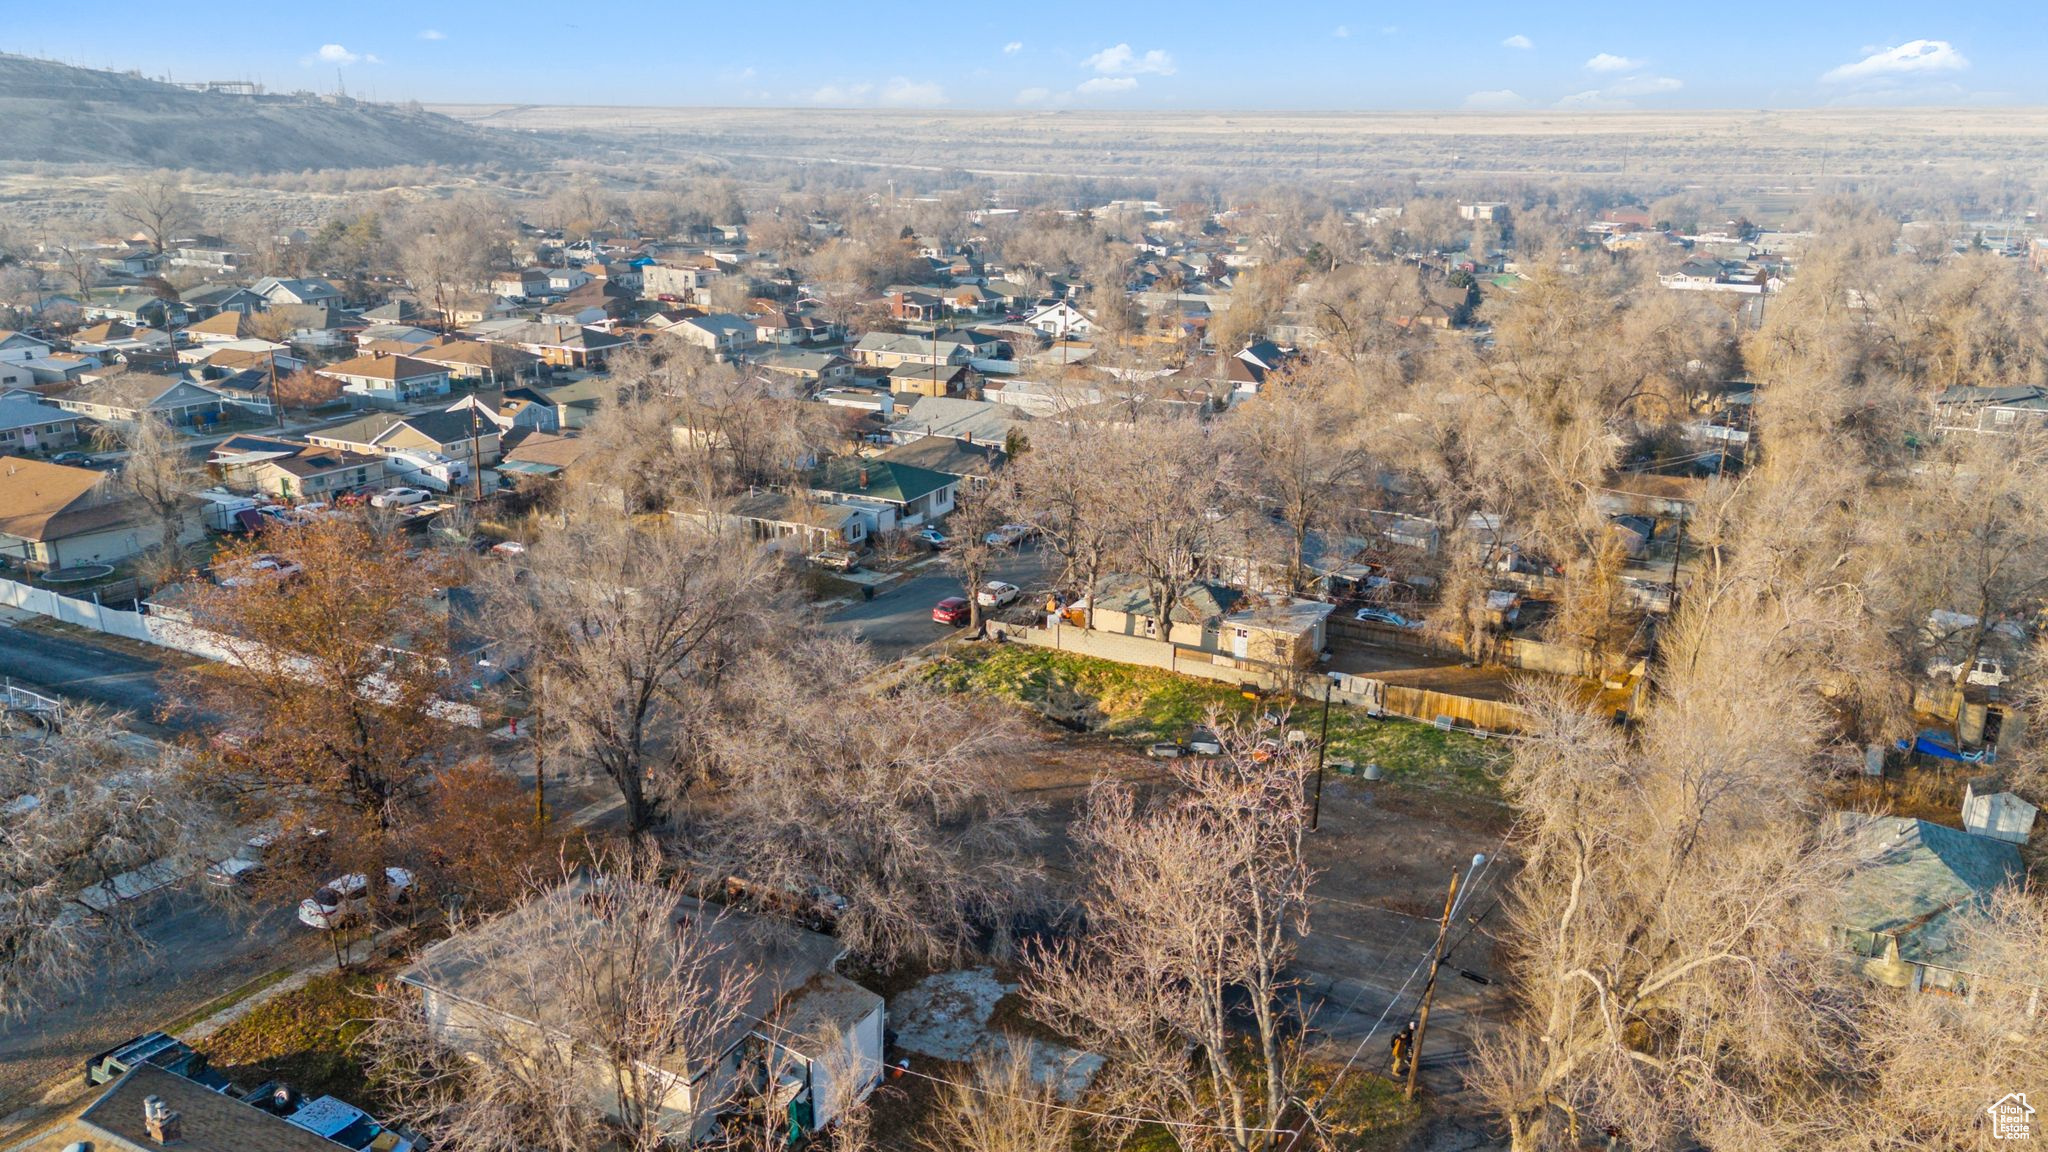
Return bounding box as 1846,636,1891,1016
999,729,1512,1092
426,104,2048,185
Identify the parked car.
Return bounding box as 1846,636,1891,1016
49,451,94,467
1146,741,1187,759
217,553,304,588
932,596,971,625
915,526,951,550
207,826,329,888
984,523,1035,547
369,486,431,509
489,540,528,557
1186,727,1223,756
808,549,860,573
977,580,1021,608
1926,654,2010,688
1354,607,1420,629
298,867,414,930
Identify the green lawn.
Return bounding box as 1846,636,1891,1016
923,646,1504,799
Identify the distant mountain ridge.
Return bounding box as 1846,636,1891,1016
0,54,545,171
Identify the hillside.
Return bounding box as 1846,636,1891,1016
0,54,546,172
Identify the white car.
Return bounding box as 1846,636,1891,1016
984,523,1035,547
1928,655,2010,688
298,867,414,930
977,580,1021,608
217,553,303,588
369,486,431,509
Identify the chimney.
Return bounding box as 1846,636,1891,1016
143,1095,183,1144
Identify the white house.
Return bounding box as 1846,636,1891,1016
316,352,453,405
1025,301,1095,339
398,882,883,1143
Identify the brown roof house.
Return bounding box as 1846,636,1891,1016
0,457,204,568
23,1063,359,1152
317,352,453,405
206,434,387,500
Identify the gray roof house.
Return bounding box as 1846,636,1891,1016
1831,812,2023,992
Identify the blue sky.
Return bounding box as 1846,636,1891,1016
7,1,2044,109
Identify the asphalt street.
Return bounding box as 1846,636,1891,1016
823,542,1056,661
0,614,183,729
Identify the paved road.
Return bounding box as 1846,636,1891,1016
0,891,316,1124
0,616,183,729
824,544,1056,661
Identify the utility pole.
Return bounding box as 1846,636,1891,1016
1407,854,1486,1101
1310,673,1332,831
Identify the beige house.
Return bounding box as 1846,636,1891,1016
0,457,203,568
1085,577,1334,668
207,434,386,500
316,352,452,404
305,410,501,466
398,882,883,1143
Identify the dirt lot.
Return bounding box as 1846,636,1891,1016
995,726,1512,1088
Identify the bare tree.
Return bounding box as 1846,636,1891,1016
919,1038,1078,1152
110,170,198,254
0,706,222,1018
692,635,1040,969
96,414,199,586
484,506,783,835
1024,717,1313,1152
1103,416,1239,646
368,853,759,1152
1225,362,1374,594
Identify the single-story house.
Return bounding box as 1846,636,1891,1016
398,881,883,1143
1830,812,2023,992
22,1063,376,1152
251,276,343,308
0,397,83,454
207,434,386,500
305,410,501,467
317,352,453,405
0,457,205,568
882,396,1034,447
665,313,758,356
410,338,541,386
753,349,854,388
53,373,225,427
0,330,56,363
851,331,975,370
806,457,957,533
474,321,628,368
494,431,591,482
886,361,966,398
183,309,260,344
1934,385,2048,436
871,435,1005,488
1085,576,1334,667
692,488,869,550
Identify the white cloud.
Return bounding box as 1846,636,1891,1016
312,43,362,65
418,29,445,41
1014,86,1052,105
1585,52,1644,73
1822,39,1969,83
1082,43,1176,76
1333,25,1350,38
1607,74,1682,96
1077,76,1140,94
806,82,873,105
738,66,756,79
878,77,946,106
1501,34,1532,50
1003,40,1023,54
1463,89,1529,110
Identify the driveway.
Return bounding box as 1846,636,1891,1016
824,543,1055,661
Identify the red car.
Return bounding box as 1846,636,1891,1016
932,596,971,625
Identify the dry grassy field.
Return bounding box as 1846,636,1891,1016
426,104,2048,186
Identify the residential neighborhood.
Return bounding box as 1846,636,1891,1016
0,18,2045,1152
